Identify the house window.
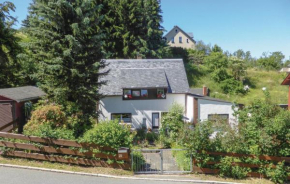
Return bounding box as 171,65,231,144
187,39,189,43
132,90,140,97
179,36,182,43
141,89,148,98
123,89,132,99
123,88,167,100
171,37,174,43
175,29,178,33
111,113,132,123
157,88,165,99
208,114,229,123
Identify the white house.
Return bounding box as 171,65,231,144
98,59,238,130
164,26,196,49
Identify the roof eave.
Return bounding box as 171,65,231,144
281,73,290,85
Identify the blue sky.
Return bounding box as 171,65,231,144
7,0,290,59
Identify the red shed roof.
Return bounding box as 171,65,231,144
282,74,290,85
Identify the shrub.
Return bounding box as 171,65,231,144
24,104,75,139
145,132,158,143
220,78,246,94
218,157,250,179
81,120,133,149
133,128,147,143
159,103,184,147
265,162,288,184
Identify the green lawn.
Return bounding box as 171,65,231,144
191,68,289,105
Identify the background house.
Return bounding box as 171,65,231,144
98,59,238,130
0,86,45,132
164,26,196,49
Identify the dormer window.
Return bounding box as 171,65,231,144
175,29,178,33
123,88,167,100
157,89,165,99
132,90,140,97
123,89,132,99
141,89,148,97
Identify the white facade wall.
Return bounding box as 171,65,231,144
186,95,194,123
198,99,237,125
99,94,186,129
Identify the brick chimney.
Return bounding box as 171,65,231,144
202,86,208,96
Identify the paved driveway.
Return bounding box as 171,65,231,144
0,166,210,184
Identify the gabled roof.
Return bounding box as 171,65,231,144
0,86,46,102
99,59,190,96
164,25,196,43
281,73,290,85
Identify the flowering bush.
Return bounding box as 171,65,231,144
24,104,75,139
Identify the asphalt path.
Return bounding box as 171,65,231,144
0,166,211,184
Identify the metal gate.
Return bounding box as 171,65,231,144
132,149,192,174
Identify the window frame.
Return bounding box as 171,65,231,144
208,114,229,124
123,88,167,100
132,90,141,97
171,37,174,43
179,36,182,43
111,113,132,123
141,89,148,98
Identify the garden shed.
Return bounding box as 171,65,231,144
0,86,45,132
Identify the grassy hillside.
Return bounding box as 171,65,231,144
191,68,289,105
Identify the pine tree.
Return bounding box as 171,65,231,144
97,0,165,59
142,0,166,58
24,0,106,128
0,1,22,87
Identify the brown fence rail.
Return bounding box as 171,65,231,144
0,132,131,170
194,150,290,180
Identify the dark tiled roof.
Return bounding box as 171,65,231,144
99,59,190,95
120,69,168,89
0,86,46,102
190,88,208,96
189,94,233,104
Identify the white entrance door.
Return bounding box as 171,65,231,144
152,113,159,128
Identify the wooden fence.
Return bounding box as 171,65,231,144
0,132,131,170
193,150,290,180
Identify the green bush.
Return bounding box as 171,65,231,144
220,78,246,94
24,104,75,139
218,157,250,179
145,132,158,143
265,162,288,184
133,128,147,143
81,120,133,149
159,103,184,147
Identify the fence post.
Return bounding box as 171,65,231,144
190,153,193,172
160,149,163,174
131,150,134,171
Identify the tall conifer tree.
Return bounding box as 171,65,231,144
97,0,165,59
24,0,106,127
0,1,22,87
